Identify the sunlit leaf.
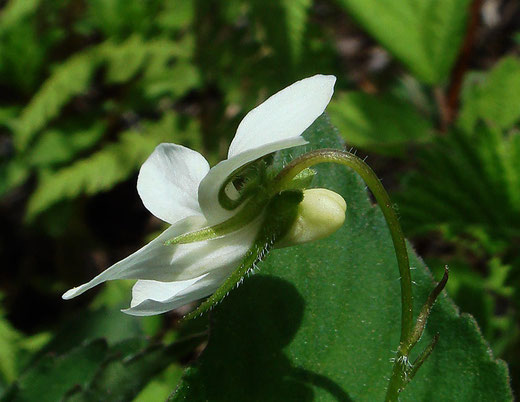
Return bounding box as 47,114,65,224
0,160,30,197
0,298,21,383
335,0,471,83
13,50,101,151
0,0,41,32
25,113,201,220
3,339,108,402
27,122,105,168
397,124,520,247
328,91,433,154
63,335,203,402
458,57,520,131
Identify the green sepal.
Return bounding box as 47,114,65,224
183,190,303,321
164,197,267,246
279,168,316,191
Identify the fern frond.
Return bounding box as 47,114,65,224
25,113,201,220
13,33,196,152
281,0,311,64
0,298,21,383
458,57,520,131
101,35,149,84
27,121,106,168
397,124,520,246
249,0,311,68
14,49,101,151
0,0,41,32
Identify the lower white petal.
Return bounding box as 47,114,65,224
62,216,260,300
129,274,209,308
228,74,336,157
122,269,230,316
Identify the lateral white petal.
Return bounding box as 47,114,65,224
62,216,205,299
122,270,229,316
198,136,307,225
228,74,336,158
62,216,259,300
137,143,210,224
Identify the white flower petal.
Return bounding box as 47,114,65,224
198,136,307,225
62,216,260,300
122,270,229,316
227,74,336,158
137,143,210,224
198,74,336,225
128,274,210,308
62,216,203,299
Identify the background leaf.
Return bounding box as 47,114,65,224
458,57,520,131
13,50,101,151
62,335,203,402
171,116,512,401
2,339,109,402
25,113,200,221
334,0,471,84
328,91,433,154
397,124,520,245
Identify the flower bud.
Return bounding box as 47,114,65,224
277,188,346,248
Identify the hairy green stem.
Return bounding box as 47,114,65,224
273,149,414,401
273,149,414,340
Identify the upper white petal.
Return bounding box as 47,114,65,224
137,143,210,224
198,74,336,225
228,74,336,157
62,215,260,300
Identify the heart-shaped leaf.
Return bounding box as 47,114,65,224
171,116,512,401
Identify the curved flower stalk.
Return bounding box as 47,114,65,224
62,74,340,316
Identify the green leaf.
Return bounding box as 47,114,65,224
0,106,19,131
63,335,204,402
249,0,311,68
82,0,162,39
37,308,143,358
335,0,471,83
13,49,101,151
157,0,195,33
281,0,311,63
137,37,200,99
27,121,105,167
397,124,520,247
3,339,109,402
25,113,201,220
458,57,520,131
101,35,197,93
102,35,149,84
3,332,203,402
0,160,30,198
133,364,185,402
328,91,433,155
0,0,41,32
0,299,21,383
171,116,512,401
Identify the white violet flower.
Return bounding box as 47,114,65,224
62,74,344,316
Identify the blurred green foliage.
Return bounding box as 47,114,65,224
0,0,519,399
